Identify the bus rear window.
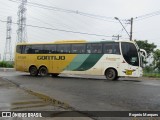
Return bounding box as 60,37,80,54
21,45,43,54
16,45,22,53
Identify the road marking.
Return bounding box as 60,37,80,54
141,82,160,86
12,101,44,105
25,89,72,109
11,104,49,110
65,74,82,77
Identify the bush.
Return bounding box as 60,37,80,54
143,65,154,73
0,61,14,68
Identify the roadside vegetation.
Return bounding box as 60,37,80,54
143,66,160,77
0,61,14,68
143,73,160,78
136,40,160,78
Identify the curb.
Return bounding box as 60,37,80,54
0,68,15,72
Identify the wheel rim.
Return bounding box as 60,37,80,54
108,70,114,78
40,67,48,76
106,69,116,80
30,67,37,76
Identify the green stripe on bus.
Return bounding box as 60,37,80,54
74,54,103,71
65,54,90,70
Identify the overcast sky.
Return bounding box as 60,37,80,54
0,0,160,60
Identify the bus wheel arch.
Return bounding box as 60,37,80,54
105,68,118,80
39,66,48,77
29,65,38,76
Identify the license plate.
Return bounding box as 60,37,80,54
126,70,133,75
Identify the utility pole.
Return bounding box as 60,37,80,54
17,0,27,43
3,16,12,61
129,17,133,41
115,17,134,41
112,35,122,40
115,17,130,40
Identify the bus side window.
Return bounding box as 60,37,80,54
103,43,120,54
27,46,33,54
57,44,71,53
86,44,91,53
91,43,102,53
43,45,56,54
113,44,120,54
22,45,31,54
71,44,86,54
103,44,113,54
21,45,25,54
31,45,43,54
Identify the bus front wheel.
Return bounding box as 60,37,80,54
29,66,38,76
105,68,118,80
39,66,48,77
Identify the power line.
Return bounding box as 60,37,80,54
0,19,112,37
8,0,120,40
75,13,117,23
8,0,116,22
8,0,160,23
26,24,112,37
28,16,81,38
135,10,160,21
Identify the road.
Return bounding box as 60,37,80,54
0,71,160,119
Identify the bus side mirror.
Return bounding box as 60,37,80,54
140,49,147,58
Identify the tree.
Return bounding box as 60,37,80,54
153,49,160,72
136,40,157,57
136,40,157,73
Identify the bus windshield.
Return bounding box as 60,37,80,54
121,42,139,66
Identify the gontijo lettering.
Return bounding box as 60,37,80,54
37,56,65,60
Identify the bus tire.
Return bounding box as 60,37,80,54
105,68,118,80
39,66,48,77
51,73,59,77
29,66,38,76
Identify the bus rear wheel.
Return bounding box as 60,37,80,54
39,66,48,77
29,66,38,76
105,68,118,80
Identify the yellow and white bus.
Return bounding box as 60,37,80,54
15,40,146,80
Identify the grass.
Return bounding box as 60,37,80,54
0,61,14,68
143,73,160,78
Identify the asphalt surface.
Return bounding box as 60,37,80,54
0,71,92,120
0,70,160,120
